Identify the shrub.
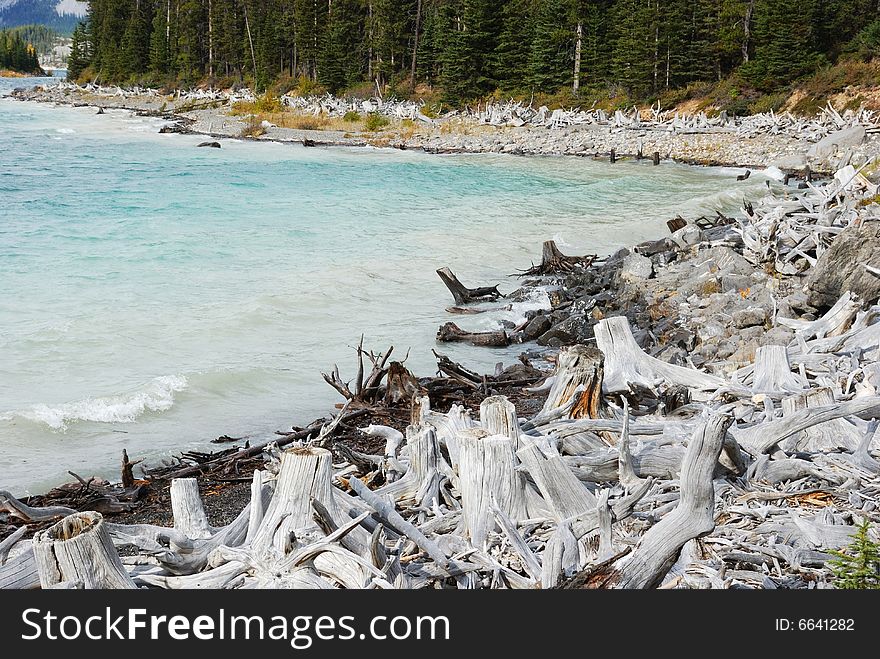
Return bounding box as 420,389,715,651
829,519,880,589
254,91,282,114
239,115,265,138
364,112,390,131
343,110,362,122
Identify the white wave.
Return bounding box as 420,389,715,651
762,166,786,182
551,233,575,248
4,375,188,431
55,128,75,134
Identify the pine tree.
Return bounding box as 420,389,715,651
319,0,365,93
67,21,93,80
746,0,818,88
494,0,534,93
527,0,570,92
830,520,880,590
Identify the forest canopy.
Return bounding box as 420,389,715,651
0,27,45,74
68,1,880,108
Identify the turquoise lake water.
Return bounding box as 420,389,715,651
0,76,772,493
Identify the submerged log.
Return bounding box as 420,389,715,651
33,512,136,589
437,322,510,347
436,267,502,305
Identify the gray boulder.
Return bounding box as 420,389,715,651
732,306,767,329
805,222,880,308
620,253,654,281
807,126,867,161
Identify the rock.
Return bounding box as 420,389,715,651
655,344,689,366
772,153,808,171
697,320,726,342
807,126,867,161
732,306,767,329
521,314,552,341
668,328,696,351
721,273,751,294
670,224,703,249
704,246,754,276
634,237,672,257
805,222,880,308
537,314,593,346
760,326,795,347
197,141,222,148
620,253,653,281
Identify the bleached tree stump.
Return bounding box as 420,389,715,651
250,446,337,553
595,316,724,399
539,345,604,418
480,395,521,448
457,428,526,546
376,424,443,507
779,387,862,452
33,512,136,589
752,345,806,394
170,478,214,540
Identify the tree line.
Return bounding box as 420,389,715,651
0,28,44,73
68,0,880,104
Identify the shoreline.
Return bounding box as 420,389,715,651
2,83,880,590
11,82,880,174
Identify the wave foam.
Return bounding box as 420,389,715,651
3,375,188,431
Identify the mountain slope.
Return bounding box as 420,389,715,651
0,0,87,34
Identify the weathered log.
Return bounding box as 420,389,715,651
595,316,725,399
516,440,596,520
170,478,214,540
0,490,76,522
733,396,880,454
592,413,731,589
0,525,27,566
436,267,502,305
777,291,860,340
0,544,39,590
437,322,510,347
778,388,863,453
348,476,448,568
539,345,604,419
457,428,527,546
33,512,137,589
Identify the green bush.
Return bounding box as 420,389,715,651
364,112,390,131
343,110,362,122
829,519,880,589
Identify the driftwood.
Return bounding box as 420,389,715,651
33,512,137,589
437,322,510,347
539,345,604,419
595,316,725,399
436,267,502,305
585,414,731,589
519,240,597,276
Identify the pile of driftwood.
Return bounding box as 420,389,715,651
738,164,879,275
736,104,880,141
2,291,878,588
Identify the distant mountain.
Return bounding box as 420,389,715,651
0,0,87,34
